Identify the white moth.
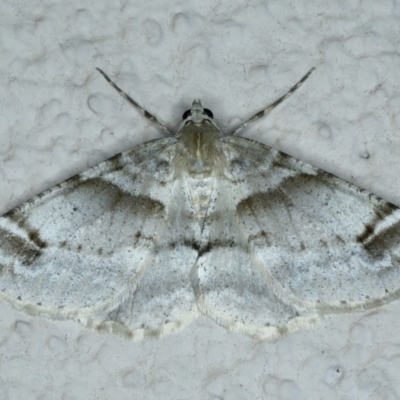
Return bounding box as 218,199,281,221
1,67,399,341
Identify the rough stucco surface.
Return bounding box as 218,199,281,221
1,1,400,399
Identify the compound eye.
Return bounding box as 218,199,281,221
182,110,192,120
204,108,213,119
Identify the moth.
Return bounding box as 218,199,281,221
1,67,399,340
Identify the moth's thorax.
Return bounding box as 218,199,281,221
175,121,224,178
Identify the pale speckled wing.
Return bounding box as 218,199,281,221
0,137,201,339
195,136,400,338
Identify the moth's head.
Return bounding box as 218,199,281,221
176,100,222,138
181,100,214,125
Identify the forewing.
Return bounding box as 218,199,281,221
0,137,200,338
196,136,400,338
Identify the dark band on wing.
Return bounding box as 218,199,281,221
356,205,400,258
356,201,398,242
0,227,43,266
1,213,48,250
198,239,238,257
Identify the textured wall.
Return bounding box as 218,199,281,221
0,0,400,399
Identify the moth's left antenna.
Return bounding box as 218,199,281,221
232,67,315,136
96,68,173,136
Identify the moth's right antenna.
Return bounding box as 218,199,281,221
96,68,173,136
232,67,315,136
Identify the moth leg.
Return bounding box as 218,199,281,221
96,68,173,136
232,67,315,136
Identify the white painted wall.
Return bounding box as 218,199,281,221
1,1,400,398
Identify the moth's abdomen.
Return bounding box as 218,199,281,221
186,175,215,227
